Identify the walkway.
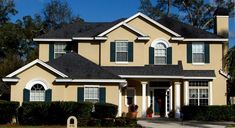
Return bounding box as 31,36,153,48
138,118,235,128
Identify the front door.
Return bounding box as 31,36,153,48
154,89,165,117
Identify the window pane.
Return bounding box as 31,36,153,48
84,87,99,103
189,99,198,106
155,43,166,64
54,43,67,59
199,89,208,98
127,89,135,105
192,43,204,63
189,89,198,98
117,52,128,61
155,57,166,64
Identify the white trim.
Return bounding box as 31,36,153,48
2,78,19,82
6,59,68,78
192,63,206,65
55,79,126,83
98,12,181,37
209,81,213,105
125,87,136,107
72,37,94,40
33,38,72,42
183,38,228,42
25,79,49,90
115,62,129,64
119,75,183,79
84,85,100,88
137,37,150,40
171,37,184,41
216,16,229,18
183,77,215,80
118,85,122,117
151,39,171,48
123,23,147,36
219,69,230,79
94,37,107,40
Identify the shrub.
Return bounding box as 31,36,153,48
182,105,235,121
19,102,93,125
115,117,127,127
0,101,19,124
93,103,118,118
87,118,101,127
101,118,114,127
77,118,89,127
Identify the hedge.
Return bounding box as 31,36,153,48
18,102,93,125
93,103,118,118
0,101,19,124
182,105,235,121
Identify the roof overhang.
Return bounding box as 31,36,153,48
119,75,183,79
55,78,127,83
183,77,215,80
171,37,228,42
5,59,68,79
2,78,19,82
33,38,72,42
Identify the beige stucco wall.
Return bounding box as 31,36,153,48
216,16,229,36
78,42,100,65
39,43,49,62
11,64,119,106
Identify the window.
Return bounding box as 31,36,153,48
126,88,135,106
155,43,167,64
116,41,128,62
189,81,209,106
84,87,99,103
30,84,45,101
192,43,205,63
54,43,67,59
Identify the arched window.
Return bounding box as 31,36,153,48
30,84,45,101
155,43,167,64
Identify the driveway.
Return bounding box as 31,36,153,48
138,118,235,128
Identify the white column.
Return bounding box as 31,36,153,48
118,85,122,117
175,82,181,119
170,85,173,111
184,81,189,105
209,81,213,105
141,81,147,117
147,84,150,107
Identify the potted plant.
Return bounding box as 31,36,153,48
127,104,138,118
146,105,153,118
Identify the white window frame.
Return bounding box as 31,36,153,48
84,85,100,103
125,87,136,106
115,41,128,63
154,43,167,65
192,43,205,65
188,81,209,106
54,43,67,59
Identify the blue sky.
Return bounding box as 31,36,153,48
12,0,235,47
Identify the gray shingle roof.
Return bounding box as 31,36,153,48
102,64,184,76
184,70,216,77
39,18,126,38
47,52,120,79
157,17,221,38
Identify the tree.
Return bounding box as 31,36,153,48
139,0,235,30
43,0,83,30
0,0,17,24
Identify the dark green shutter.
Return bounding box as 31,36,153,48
205,43,210,63
23,89,30,102
99,87,106,103
149,47,154,64
110,42,116,62
128,42,133,62
77,87,84,102
49,43,54,61
167,47,172,64
45,89,52,101
187,43,192,63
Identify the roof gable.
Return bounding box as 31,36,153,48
6,59,68,78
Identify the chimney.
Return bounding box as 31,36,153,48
214,7,229,37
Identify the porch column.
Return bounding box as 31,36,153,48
184,81,189,105
141,81,147,117
209,81,213,105
174,82,181,119
118,85,122,117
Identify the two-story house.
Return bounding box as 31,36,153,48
2,9,229,118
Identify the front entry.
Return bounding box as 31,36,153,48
149,85,172,117
154,89,165,117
